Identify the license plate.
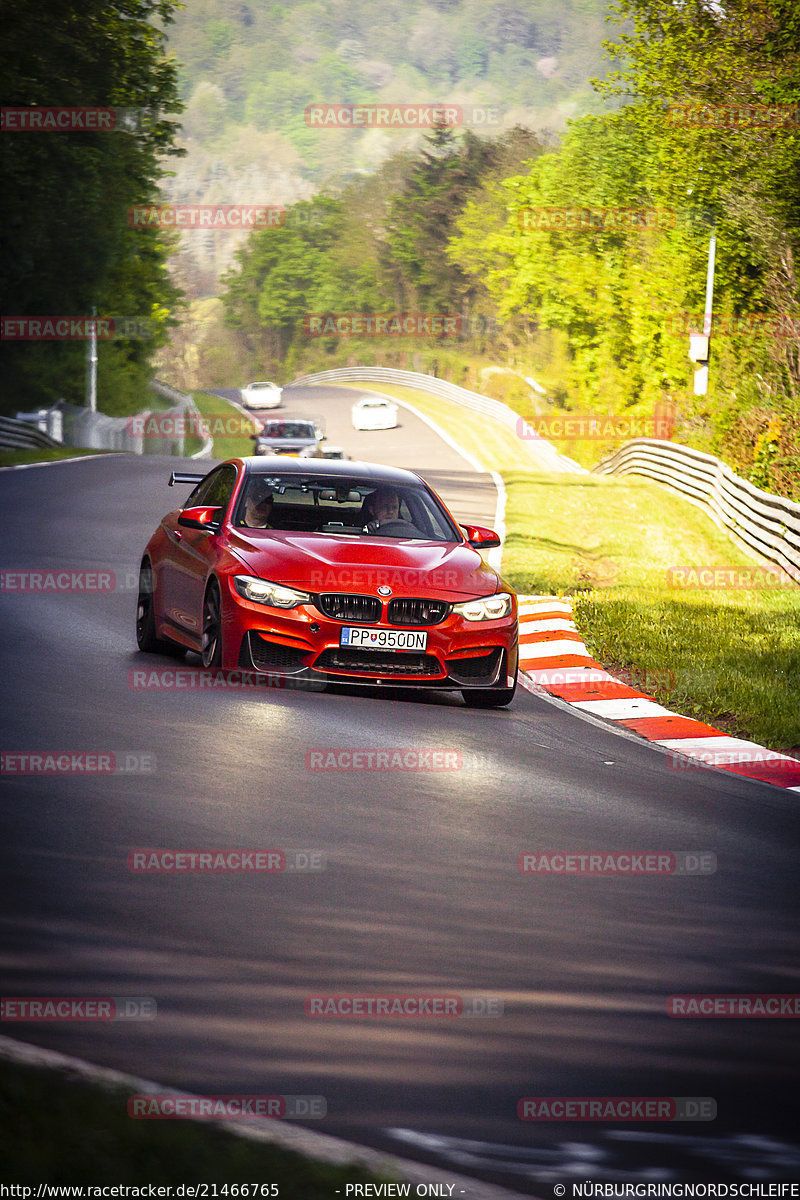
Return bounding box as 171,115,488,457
340,627,427,650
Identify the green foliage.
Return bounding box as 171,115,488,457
193,0,799,500
444,0,800,496
0,0,184,415
0,1059,399,1193
165,0,623,182
221,194,389,360
220,127,547,368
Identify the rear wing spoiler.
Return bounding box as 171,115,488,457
169,470,206,487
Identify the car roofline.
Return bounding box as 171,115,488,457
232,456,424,486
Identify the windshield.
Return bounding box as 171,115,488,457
260,421,317,439
232,474,462,541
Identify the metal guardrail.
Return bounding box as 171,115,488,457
9,382,213,460
0,415,61,451
293,368,799,579
595,438,800,581
149,380,214,460
291,366,584,474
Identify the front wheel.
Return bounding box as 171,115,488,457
201,580,223,668
136,560,183,656
462,670,517,709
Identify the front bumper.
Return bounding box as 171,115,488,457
254,445,321,457
222,579,518,689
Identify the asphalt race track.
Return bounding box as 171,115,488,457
1,384,799,1188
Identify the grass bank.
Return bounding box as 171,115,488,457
0,447,111,468
0,1058,395,1192
504,471,800,751
193,390,259,460
332,379,800,751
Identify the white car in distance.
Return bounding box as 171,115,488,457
352,396,399,431
241,381,282,409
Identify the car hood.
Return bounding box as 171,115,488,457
256,438,316,449
226,531,504,599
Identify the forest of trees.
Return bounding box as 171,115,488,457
220,0,800,498
3,0,797,499
0,0,184,414
168,0,617,184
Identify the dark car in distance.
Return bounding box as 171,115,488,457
251,416,325,458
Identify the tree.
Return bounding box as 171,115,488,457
0,0,184,414
384,126,527,312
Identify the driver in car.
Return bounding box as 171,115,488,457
241,483,274,528
362,487,401,532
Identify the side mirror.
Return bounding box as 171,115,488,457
178,505,223,531
461,524,502,550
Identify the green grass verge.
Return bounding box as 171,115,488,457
0,447,112,468
193,391,259,460
575,589,800,751
503,471,800,750
0,1059,396,1191
326,377,800,751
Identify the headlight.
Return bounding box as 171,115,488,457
298,445,318,457
452,592,513,621
233,576,311,608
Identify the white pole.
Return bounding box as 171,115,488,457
703,226,716,339
87,305,98,411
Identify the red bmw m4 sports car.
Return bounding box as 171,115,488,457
136,458,518,706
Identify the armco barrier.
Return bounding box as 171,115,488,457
291,366,584,474
594,438,800,582
11,382,213,460
0,415,61,451
149,379,214,459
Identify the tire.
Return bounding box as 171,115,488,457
201,580,223,669
136,560,183,655
462,669,517,709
